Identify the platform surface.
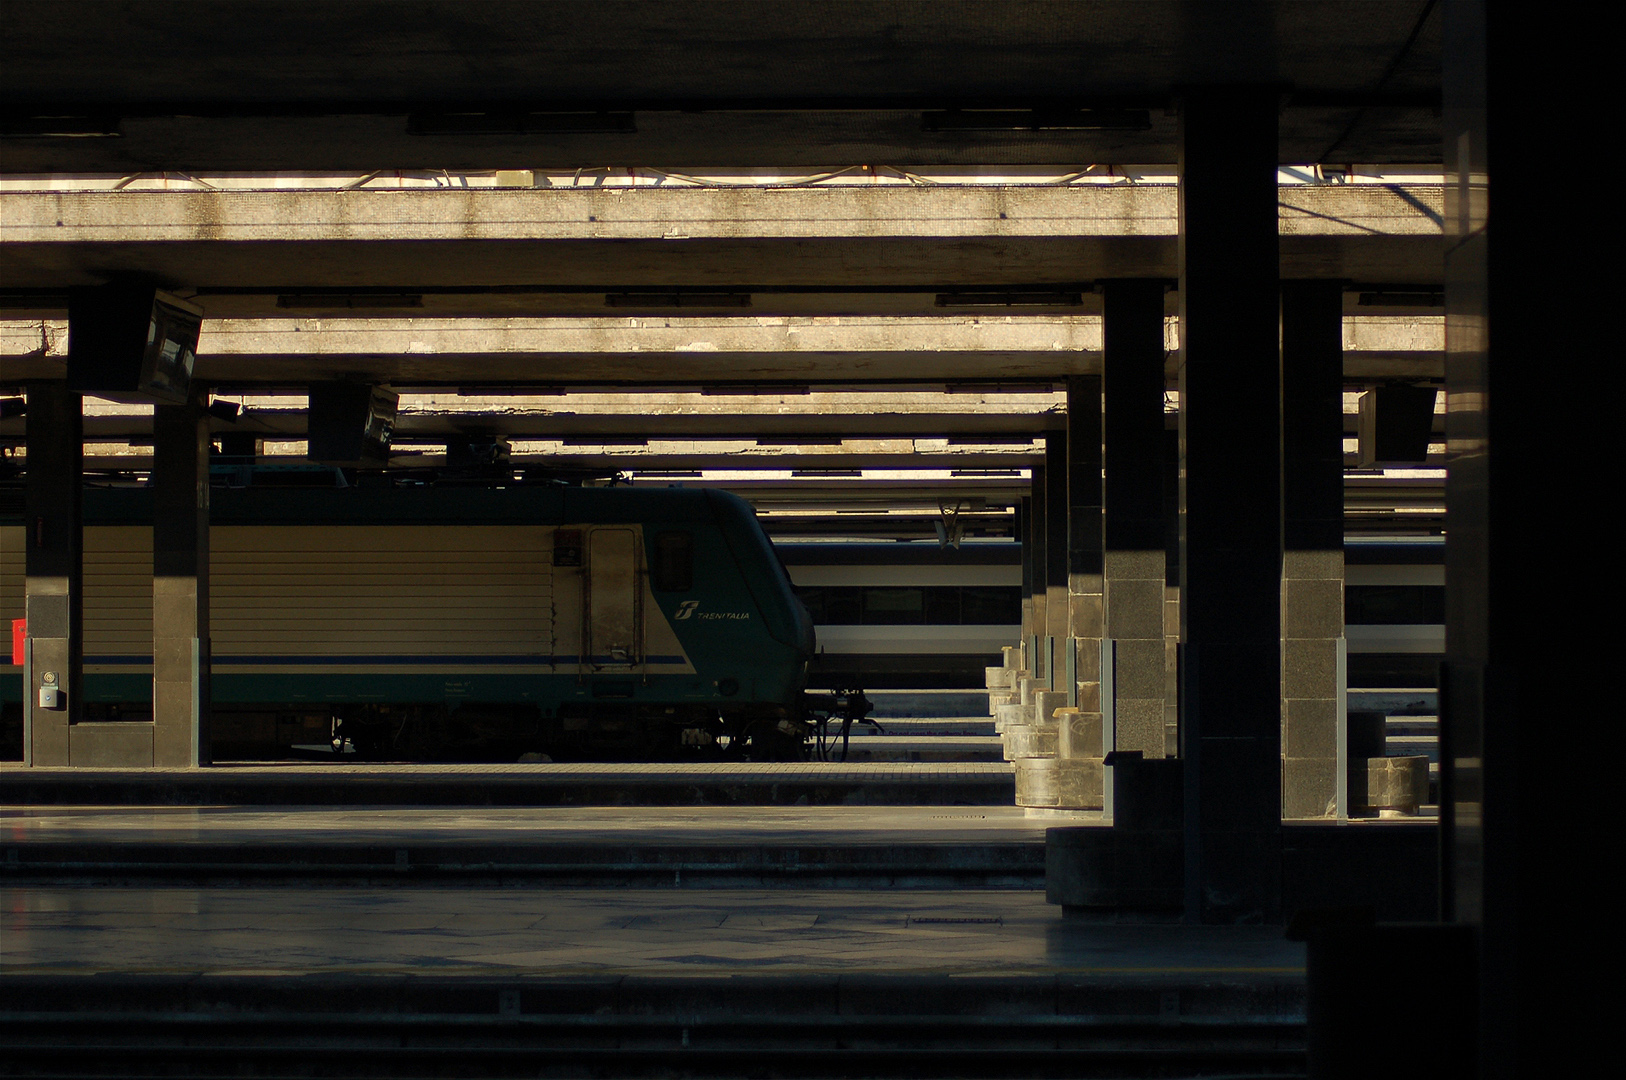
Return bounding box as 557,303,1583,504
1,760,1018,806
0,803,1065,847
1,886,1302,979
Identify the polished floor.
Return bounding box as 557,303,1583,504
0,886,1304,979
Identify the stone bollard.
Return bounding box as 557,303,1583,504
985,665,1017,715
1030,690,1068,726
1000,694,1061,761
1004,724,1058,759
1366,756,1430,816
1055,709,1105,760
1012,697,1105,810
995,702,1027,736
1015,758,1104,809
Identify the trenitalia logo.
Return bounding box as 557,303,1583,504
674,600,700,620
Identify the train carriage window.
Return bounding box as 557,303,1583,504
1345,585,1445,624
961,586,1022,625
863,587,924,625
812,586,862,624
651,531,694,591
923,586,961,625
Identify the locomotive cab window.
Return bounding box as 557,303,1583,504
651,531,694,591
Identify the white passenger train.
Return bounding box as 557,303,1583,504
778,537,1444,691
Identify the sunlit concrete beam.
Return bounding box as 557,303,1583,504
0,184,1443,293
1,314,1442,383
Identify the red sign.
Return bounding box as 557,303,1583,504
10,619,24,667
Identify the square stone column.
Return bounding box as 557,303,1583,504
1177,87,1283,924
152,392,211,767
1017,495,1034,642
22,382,82,766
1042,431,1070,689
1281,280,1348,819
1026,465,1048,684
1103,279,1171,758
1065,375,1104,724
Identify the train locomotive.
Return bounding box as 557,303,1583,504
1,484,847,760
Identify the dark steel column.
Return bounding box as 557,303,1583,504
1103,280,1171,757
1439,4,1605,1074
1281,281,1347,819
1177,87,1282,924
151,392,211,767
22,383,82,766
1027,466,1047,681
1065,376,1103,716
1017,496,1034,644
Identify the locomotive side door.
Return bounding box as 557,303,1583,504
585,527,642,672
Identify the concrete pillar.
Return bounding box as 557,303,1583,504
1027,466,1048,683
1281,281,1347,819
151,392,211,766
1437,6,1607,1074
1177,87,1282,924
22,382,82,766
1065,375,1104,722
1163,427,1182,756
1103,279,1170,759
1043,429,1070,653
1017,496,1034,644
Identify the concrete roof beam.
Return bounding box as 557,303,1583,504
0,184,1444,295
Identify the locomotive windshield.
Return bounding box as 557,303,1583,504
651,531,695,591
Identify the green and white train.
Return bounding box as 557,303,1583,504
1,486,821,759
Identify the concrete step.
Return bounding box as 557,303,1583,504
0,886,1307,1077
0,975,1305,1078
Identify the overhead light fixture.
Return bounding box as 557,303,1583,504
276,293,423,309
921,109,1151,132
408,111,636,135
936,291,1084,308
307,383,398,466
0,115,122,138
206,399,241,423
605,293,752,308
67,283,203,405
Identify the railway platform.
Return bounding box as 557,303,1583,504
0,759,1016,807
1,803,1058,888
